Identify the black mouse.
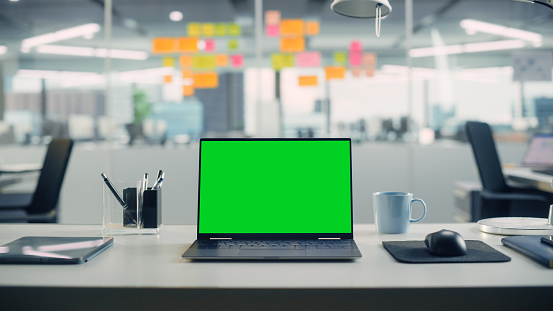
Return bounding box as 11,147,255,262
424,229,467,257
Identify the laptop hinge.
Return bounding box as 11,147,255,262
210,238,232,240
318,238,341,240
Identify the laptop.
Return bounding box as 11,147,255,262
182,138,362,260
521,133,553,175
0,236,113,264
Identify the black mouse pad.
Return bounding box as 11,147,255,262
382,240,511,263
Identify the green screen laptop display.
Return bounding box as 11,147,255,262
198,139,352,234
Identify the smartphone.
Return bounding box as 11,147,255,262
540,236,553,247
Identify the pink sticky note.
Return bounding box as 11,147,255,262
231,54,243,68
349,52,362,66
350,41,362,52
205,39,215,52
266,25,279,37
296,51,321,67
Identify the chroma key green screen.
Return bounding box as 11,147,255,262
198,139,352,234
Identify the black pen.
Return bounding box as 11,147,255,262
101,173,128,209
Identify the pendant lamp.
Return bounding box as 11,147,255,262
330,0,392,37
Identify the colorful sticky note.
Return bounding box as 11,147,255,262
325,66,346,80
351,66,361,77
280,37,305,53
182,70,193,81
231,54,243,68
177,37,199,53
334,52,347,65
363,53,377,77
163,57,175,67
152,38,175,54
349,52,362,66
205,39,215,52
280,19,304,36
266,25,279,37
183,85,194,96
215,23,228,36
350,41,362,52
164,75,172,84
193,55,216,69
194,72,218,88
202,23,215,37
298,75,318,86
187,23,201,37
265,10,281,25
179,55,193,68
296,51,321,67
228,23,241,36
305,21,320,36
271,54,295,71
228,40,239,50
215,54,229,67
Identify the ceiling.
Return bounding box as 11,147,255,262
0,0,552,72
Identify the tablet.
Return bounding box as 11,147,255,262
0,236,113,264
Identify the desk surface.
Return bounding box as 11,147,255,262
0,223,551,311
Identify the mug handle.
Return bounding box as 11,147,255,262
409,198,427,223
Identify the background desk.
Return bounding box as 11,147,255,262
504,167,553,193
0,223,551,311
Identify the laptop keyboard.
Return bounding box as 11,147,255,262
532,169,553,175
198,240,357,249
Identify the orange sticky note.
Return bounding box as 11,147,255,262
183,85,194,96
164,75,172,84
305,21,320,36
179,55,193,68
152,38,175,54
325,66,346,80
177,37,199,53
182,70,193,80
280,37,305,52
215,54,229,67
265,10,281,25
194,72,218,88
298,75,318,86
280,19,304,36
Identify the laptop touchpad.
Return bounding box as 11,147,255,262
238,249,306,257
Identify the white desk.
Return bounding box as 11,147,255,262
504,167,553,193
0,223,551,311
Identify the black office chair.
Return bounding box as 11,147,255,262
465,121,551,220
0,138,74,223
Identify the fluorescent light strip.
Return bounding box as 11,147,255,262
460,19,542,47
118,67,174,80
0,45,7,55
16,69,101,79
21,23,101,52
36,45,148,60
409,40,525,58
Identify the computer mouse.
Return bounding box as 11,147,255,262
424,229,467,257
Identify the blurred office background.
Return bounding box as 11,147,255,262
0,0,552,224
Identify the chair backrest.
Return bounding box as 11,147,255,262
27,138,74,214
465,121,509,193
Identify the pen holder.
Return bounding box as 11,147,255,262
102,179,160,235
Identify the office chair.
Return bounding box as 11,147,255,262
465,121,551,220
0,138,74,223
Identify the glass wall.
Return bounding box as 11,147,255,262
1,0,551,147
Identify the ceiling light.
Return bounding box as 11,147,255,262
460,19,542,47
118,67,174,82
330,0,392,37
409,40,526,58
36,45,148,60
0,46,7,55
21,23,101,52
16,69,101,79
169,11,183,22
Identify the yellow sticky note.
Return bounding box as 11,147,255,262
271,54,295,71
215,23,228,36
202,23,215,37
325,66,346,80
298,75,318,86
228,39,239,50
334,52,347,65
194,72,218,88
228,23,241,36
163,57,175,67
280,37,305,53
187,23,201,37
152,38,175,54
177,37,199,53
193,55,216,69
215,54,229,67
280,19,304,36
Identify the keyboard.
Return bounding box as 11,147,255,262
532,169,553,176
197,240,357,249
